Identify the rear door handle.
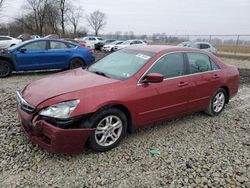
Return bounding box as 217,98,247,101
212,74,220,79
178,81,189,87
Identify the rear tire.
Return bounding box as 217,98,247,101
69,58,85,69
83,108,127,152
0,60,13,78
205,88,227,116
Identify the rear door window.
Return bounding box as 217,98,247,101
147,53,185,79
186,52,212,73
50,41,68,50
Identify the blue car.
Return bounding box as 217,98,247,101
0,39,95,77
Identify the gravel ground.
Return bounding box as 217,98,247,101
0,55,249,187
221,57,250,69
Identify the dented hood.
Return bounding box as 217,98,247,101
21,68,118,106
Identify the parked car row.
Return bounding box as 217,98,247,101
73,37,148,52
75,36,104,49
102,41,124,52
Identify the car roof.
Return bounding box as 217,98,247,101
0,35,11,38
28,38,68,42
194,42,211,44
126,45,202,53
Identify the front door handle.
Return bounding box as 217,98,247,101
178,81,189,87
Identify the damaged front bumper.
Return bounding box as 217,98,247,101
17,107,95,153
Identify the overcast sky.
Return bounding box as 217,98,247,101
2,0,250,35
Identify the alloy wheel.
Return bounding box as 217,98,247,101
212,91,225,113
94,115,123,147
0,62,10,77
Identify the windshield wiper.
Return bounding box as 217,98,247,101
92,71,110,78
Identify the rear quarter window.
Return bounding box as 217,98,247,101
210,59,220,70
67,43,77,48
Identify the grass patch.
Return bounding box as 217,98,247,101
215,45,250,54
217,54,250,61
149,42,250,54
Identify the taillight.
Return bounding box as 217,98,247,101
88,49,94,54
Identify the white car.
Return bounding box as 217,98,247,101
31,35,41,39
76,36,103,49
191,42,218,54
178,41,218,54
0,36,22,49
177,42,192,47
113,40,147,51
102,41,124,52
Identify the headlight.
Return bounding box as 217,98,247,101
39,100,80,119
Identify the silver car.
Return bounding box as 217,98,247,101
178,42,218,54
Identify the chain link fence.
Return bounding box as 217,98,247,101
102,34,250,56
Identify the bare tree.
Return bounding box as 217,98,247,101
25,0,49,35
58,0,69,35
67,6,83,36
15,14,35,33
87,10,107,36
0,0,4,9
45,3,60,34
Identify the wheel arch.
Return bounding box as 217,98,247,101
71,56,86,63
94,103,135,134
0,57,15,70
220,86,230,103
69,56,86,65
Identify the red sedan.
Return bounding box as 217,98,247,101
16,45,240,153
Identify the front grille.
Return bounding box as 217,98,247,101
16,91,36,113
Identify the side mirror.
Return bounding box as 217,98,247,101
20,48,27,53
142,73,164,83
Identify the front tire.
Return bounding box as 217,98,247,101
0,60,13,78
69,58,85,69
84,108,127,152
205,88,227,116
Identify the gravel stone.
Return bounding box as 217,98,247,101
0,54,249,187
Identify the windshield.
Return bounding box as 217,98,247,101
88,49,156,80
